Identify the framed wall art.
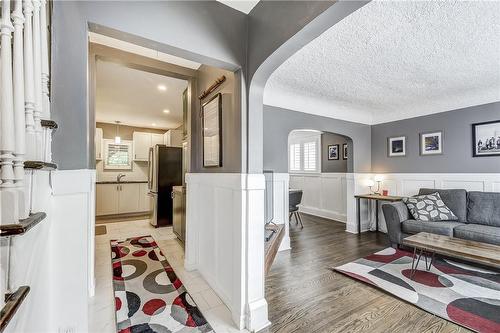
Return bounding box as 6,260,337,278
202,93,222,167
388,136,406,157
328,144,339,160
420,131,443,155
472,120,500,157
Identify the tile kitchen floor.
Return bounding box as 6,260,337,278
89,219,248,333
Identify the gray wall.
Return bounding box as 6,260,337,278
263,105,371,173
321,133,349,173
371,102,500,173
51,1,246,170
192,65,241,173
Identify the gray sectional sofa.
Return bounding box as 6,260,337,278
382,188,500,247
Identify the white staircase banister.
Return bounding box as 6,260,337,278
23,0,36,162
12,0,26,188
31,0,42,161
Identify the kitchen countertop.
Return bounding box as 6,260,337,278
96,180,148,184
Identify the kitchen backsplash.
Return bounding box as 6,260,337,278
96,160,149,182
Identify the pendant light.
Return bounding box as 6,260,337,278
114,121,121,144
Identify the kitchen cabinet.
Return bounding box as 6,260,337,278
151,133,164,146
96,183,151,216
96,184,119,215
164,129,183,147
118,183,140,214
95,128,103,160
138,183,152,212
133,132,151,161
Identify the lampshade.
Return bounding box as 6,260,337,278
366,179,375,187
114,136,121,144
374,175,384,182
114,121,121,144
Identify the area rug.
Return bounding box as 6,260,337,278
111,235,214,332
333,247,500,333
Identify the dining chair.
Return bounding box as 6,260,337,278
289,190,304,228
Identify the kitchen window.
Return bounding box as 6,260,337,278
104,139,133,170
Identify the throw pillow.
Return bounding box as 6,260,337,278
403,192,458,221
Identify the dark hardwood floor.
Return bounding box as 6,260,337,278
265,213,468,333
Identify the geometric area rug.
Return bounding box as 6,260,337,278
333,247,500,333
111,235,214,333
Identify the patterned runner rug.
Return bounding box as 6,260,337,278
333,247,500,333
111,235,214,332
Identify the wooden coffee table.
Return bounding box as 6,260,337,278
402,232,500,278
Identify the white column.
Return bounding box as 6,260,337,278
40,0,49,119
32,0,42,161
12,0,26,187
23,0,36,161
0,0,16,188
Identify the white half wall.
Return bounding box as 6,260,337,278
267,173,290,252
185,173,270,332
289,173,348,222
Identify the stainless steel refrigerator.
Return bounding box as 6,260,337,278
148,145,183,227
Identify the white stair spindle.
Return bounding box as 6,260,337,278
23,0,36,161
32,0,42,161
40,0,49,119
12,0,26,187
0,0,16,188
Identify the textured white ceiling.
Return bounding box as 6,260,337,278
96,60,187,129
264,1,500,125
218,0,259,14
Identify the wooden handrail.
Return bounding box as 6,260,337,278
0,286,30,332
0,212,47,237
40,119,58,130
23,161,57,170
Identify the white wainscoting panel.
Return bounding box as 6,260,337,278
290,173,348,222
268,173,290,251
185,173,270,332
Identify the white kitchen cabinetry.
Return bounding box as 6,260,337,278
164,129,183,147
96,183,152,216
95,128,103,160
133,132,151,161
138,183,152,212
118,183,140,214
96,184,119,215
151,133,164,146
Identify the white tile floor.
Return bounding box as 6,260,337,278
89,219,248,333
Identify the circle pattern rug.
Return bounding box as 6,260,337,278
333,247,500,333
111,235,214,333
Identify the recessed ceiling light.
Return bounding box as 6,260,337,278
157,85,167,91
152,123,157,126
163,109,170,114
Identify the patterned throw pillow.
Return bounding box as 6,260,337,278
403,192,458,221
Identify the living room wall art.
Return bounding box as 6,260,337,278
420,131,443,155
388,136,406,157
328,144,339,160
343,143,348,160
472,120,500,157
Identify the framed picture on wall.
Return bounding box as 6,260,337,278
388,136,406,157
328,144,339,160
420,131,443,155
472,120,500,157
202,93,223,167
342,143,348,160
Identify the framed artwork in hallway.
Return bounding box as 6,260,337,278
202,93,223,167
388,136,406,157
328,144,339,160
472,120,500,157
420,131,443,155
343,143,348,160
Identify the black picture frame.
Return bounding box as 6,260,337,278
342,143,348,160
202,93,223,167
328,144,339,160
472,120,500,157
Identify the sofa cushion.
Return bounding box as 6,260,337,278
419,188,467,222
454,224,500,246
403,192,458,221
401,219,465,237
467,191,500,227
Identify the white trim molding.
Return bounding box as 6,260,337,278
185,173,270,332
